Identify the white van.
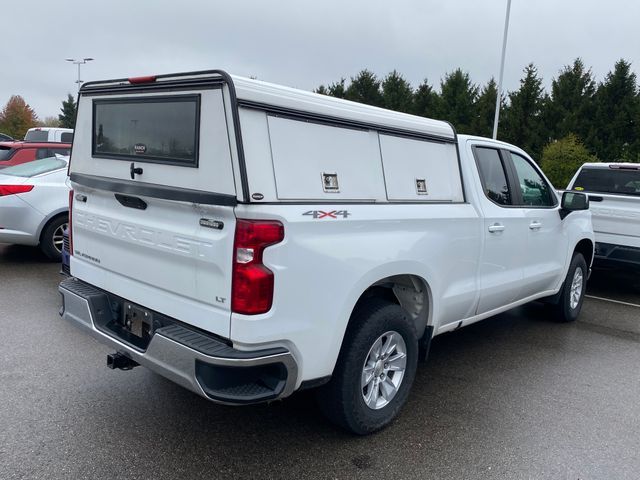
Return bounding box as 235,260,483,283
59,70,593,434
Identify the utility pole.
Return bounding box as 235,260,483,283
492,0,512,139
65,58,94,93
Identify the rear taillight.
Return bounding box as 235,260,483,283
231,220,284,315
0,185,33,196
68,190,74,256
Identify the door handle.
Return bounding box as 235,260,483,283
488,223,505,233
529,221,542,230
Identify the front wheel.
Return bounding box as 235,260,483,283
551,252,588,322
316,298,418,435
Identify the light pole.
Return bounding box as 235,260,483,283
65,58,94,92
492,0,512,139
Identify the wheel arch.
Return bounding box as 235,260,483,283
37,209,68,244
574,237,594,268
333,265,435,359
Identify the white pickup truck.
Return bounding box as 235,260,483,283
568,163,640,270
24,127,73,143
59,70,594,434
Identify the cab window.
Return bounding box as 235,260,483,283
475,147,512,206
509,153,555,207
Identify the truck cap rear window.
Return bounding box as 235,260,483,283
573,167,640,197
92,95,200,166
24,130,49,142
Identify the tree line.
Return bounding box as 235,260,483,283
0,94,76,140
316,58,640,186
2,58,638,187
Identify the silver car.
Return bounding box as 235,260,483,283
0,156,69,260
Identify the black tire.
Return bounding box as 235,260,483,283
316,298,419,435
551,253,588,322
40,215,68,261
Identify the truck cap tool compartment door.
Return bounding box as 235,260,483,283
68,82,237,338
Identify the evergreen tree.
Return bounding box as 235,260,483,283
589,59,639,161
327,79,346,99
545,58,596,141
471,78,500,137
345,70,383,107
434,69,478,134
381,70,414,113
58,94,77,129
315,79,346,99
501,64,548,160
412,79,439,118
0,95,38,139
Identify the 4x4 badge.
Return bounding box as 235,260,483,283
303,210,350,219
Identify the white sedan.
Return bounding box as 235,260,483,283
0,156,69,260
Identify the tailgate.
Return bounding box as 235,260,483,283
68,81,238,338
590,194,640,248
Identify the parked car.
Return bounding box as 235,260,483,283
0,132,13,141
59,71,593,434
0,141,71,169
24,127,73,143
0,155,69,260
568,162,640,270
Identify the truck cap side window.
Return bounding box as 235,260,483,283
475,147,511,206
509,153,555,207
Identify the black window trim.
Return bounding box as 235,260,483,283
504,150,559,209
91,94,201,168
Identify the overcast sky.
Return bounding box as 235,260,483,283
2,0,638,119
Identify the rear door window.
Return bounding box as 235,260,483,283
93,95,200,166
573,167,640,196
474,147,512,206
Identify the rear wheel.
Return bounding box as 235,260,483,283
316,298,418,435
40,215,68,261
551,252,587,322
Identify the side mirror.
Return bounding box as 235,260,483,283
560,191,589,219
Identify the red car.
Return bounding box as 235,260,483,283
0,141,72,168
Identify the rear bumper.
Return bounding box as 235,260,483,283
594,242,640,269
59,277,298,404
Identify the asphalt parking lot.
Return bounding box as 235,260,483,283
1,244,639,479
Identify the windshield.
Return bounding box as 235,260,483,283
573,167,640,197
1,156,68,177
